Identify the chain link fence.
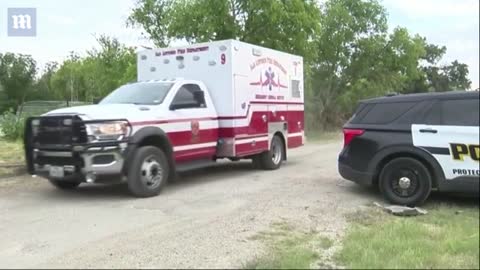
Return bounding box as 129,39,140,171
17,100,91,118
1,100,91,139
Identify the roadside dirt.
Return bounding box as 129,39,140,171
0,140,380,268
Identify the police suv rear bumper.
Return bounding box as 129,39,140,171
338,163,374,186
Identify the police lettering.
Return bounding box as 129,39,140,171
450,143,480,162
452,168,480,176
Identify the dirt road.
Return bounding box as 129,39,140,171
0,140,380,268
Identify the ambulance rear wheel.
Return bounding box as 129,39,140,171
258,135,284,170
379,157,432,206
127,146,169,197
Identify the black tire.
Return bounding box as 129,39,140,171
257,135,285,170
127,146,169,197
48,178,81,190
378,157,432,206
251,156,261,169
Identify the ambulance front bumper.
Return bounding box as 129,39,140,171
24,116,131,182
30,142,128,182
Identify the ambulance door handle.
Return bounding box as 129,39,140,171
262,115,267,122
419,128,437,134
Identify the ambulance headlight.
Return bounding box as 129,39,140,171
31,119,40,136
85,121,131,142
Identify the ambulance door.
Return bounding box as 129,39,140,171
166,83,218,162
412,98,480,180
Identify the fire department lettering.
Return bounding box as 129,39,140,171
450,143,480,162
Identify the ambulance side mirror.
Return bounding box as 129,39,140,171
169,103,179,110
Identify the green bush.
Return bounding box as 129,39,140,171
0,109,25,141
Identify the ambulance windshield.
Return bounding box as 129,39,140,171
100,82,173,105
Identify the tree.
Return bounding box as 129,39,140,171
50,36,136,102
30,61,59,100
82,35,137,99
0,53,37,110
128,0,472,130
50,53,84,102
425,60,471,92
128,0,320,62
403,42,471,93
308,0,429,128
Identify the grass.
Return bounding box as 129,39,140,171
305,130,342,142
0,139,24,177
245,222,334,269
0,139,24,164
246,202,479,269
336,203,480,269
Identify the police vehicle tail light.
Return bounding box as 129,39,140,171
86,121,131,142
343,128,364,147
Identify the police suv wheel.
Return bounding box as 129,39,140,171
127,146,169,198
258,135,284,170
48,178,81,190
379,157,432,206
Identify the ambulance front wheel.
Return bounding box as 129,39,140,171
127,146,169,197
378,157,432,206
256,135,285,170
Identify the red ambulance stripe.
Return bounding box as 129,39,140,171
250,101,304,105
288,136,303,148
130,105,304,125
174,147,217,162
235,134,269,139
167,129,218,146
235,140,268,157
286,110,304,134
131,110,304,149
131,117,217,126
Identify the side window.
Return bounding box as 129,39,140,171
358,102,416,124
291,80,301,98
441,99,479,126
423,102,441,125
171,84,206,109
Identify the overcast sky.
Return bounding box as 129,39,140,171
0,0,478,89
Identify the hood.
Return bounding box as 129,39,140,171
45,104,149,121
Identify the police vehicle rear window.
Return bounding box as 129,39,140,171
441,99,479,126
351,102,417,124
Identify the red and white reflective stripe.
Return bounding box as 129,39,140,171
286,104,304,111
288,132,303,137
250,101,304,105
173,141,217,152
130,117,217,126
129,105,304,130
235,136,269,145
235,133,269,139
133,120,219,133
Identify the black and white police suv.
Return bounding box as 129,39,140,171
338,91,479,206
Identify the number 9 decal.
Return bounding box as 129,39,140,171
221,53,226,65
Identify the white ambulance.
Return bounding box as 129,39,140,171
24,40,305,197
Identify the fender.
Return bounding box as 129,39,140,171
122,126,175,174
368,144,446,188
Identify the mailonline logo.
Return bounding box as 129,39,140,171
7,8,37,37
